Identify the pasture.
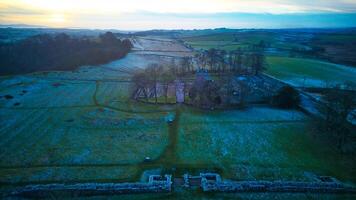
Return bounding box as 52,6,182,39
0,35,355,200
182,30,356,88
1,73,355,186
266,56,356,87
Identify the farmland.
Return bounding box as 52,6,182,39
0,31,355,199
1,40,354,179
181,31,299,52
266,56,356,87
181,29,356,87
1,85,355,184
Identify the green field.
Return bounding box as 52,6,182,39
182,31,356,88
176,107,355,182
315,34,356,44
1,75,355,186
181,31,313,53
266,56,356,87
1,34,355,199
182,32,277,51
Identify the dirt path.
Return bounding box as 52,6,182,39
156,107,181,165
134,107,182,178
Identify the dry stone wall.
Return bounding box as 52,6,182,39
8,175,172,197
200,173,356,194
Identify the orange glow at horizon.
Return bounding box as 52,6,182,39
1,0,356,29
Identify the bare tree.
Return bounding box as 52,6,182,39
322,83,356,152
196,52,206,71
161,69,175,103
252,52,266,75
131,70,150,101
180,57,193,74
219,50,227,72
145,63,163,103
207,48,218,72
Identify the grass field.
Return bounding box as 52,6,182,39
181,31,309,52
177,107,355,182
2,81,355,185
183,31,356,87
0,36,355,199
182,32,277,51
315,34,356,44
266,56,356,87
182,31,356,87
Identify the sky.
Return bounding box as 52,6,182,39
1,0,356,30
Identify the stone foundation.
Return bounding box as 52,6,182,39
200,173,356,194
5,173,356,197
9,175,172,197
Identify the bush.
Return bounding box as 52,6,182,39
272,86,300,108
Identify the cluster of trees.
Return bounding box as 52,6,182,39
321,83,356,153
195,44,266,75
0,32,132,75
131,62,226,107
289,46,325,58
163,41,267,76
130,42,268,105
271,86,300,108
188,79,222,108
131,62,177,104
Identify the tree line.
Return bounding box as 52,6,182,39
177,42,267,76
131,62,177,104
320,83,356,153
0,32,132,75
131,42,267,104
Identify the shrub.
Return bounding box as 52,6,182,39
272,86,300,108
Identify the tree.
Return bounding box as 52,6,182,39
180,57,192,74
252,52,266,75
272,86,300,108
236,79,248,107
322,83,356,151
204,80,221,106
207,48,218,72
189,78,222,108
228,51,234,71
99,32,120,46
131,71,150,101
258,40,266,48
132,63,178,104
197,52,209,71
236,51,243,72
230,50,243,73
219,50,227,72
161,70,175,103
0,32,132,75
145,64,162,103
122,38,133,49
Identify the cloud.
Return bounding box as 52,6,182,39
2,0,356,14
0,5,46,15
0,2,59,25
61,12,356,30
1,0,356,29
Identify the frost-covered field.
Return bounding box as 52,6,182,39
135,37,191,52
0,36,355,189
177,107,355,182
266,56,356,87
0,103,170,183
